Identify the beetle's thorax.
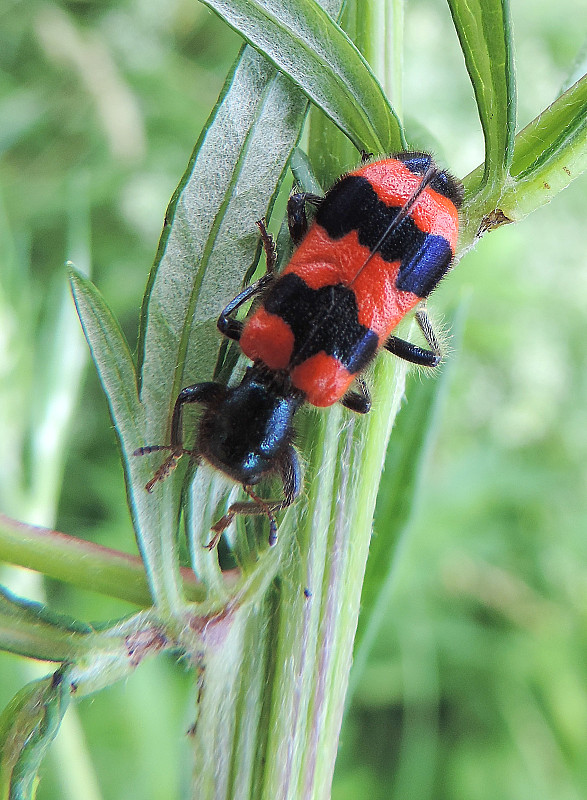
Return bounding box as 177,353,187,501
197,366,303,485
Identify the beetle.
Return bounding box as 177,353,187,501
135,151,463,547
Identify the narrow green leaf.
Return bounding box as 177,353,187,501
138,47,308,437
135,45,316,590
69,267,184,617
502,74,587,219
0,671,69,800
68,266,143,450
349,303,467,698
0,586,92,662
195,0,404,154
290,147,324,196
446,0,516,189
460,75,586,239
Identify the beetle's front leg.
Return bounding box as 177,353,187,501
217,219,277,342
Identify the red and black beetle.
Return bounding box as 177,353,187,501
136,151,463,546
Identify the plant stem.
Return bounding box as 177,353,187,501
172,2,416,796
0,514,208,606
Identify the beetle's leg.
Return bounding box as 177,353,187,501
287,192,323,245
384,308,442,368
206,445,301,549
205,490,275,551
168,383,227,448
256,217,277,273
217,275,273,341
217,219,277,341
340,377,371,414
277,443,302,511
134,382,227,492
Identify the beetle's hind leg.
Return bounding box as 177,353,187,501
384,308,442,368
341,377,371,414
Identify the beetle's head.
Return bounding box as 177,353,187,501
198,367,302,486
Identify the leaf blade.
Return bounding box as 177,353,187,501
503,74,587,219
446,0,516,189
195,0,404,154
69,266,143,450
0,672,70,800
69,267,184,615
138,48,309,434
0,585,92,662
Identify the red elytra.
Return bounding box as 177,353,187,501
239,154,462,407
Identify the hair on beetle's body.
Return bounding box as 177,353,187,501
135,151,463,546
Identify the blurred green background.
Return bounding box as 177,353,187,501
0,0,585,798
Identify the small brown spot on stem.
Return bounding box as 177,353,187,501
477,208,513,236
125,628,167,667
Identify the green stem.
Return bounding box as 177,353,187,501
0,513,209,606
202,7,409,796
386,0,404,120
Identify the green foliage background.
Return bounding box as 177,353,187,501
0,0,585,798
